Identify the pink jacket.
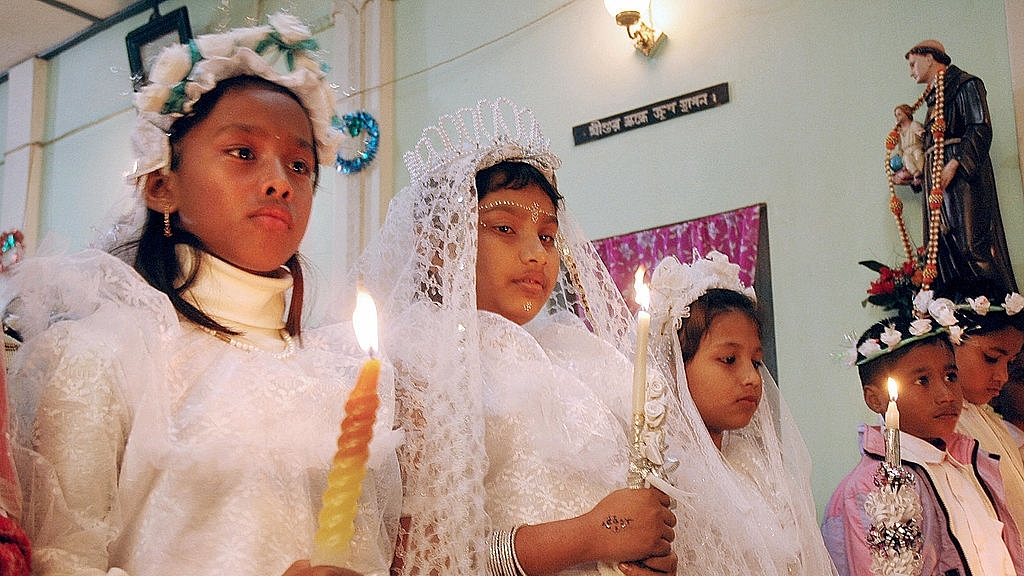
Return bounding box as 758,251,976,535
821,424,1024,576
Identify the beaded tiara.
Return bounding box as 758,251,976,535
402,98,561,189
127,12,341,181
648,251,757,338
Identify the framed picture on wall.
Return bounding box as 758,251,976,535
591,203,777,377
125,6,192,92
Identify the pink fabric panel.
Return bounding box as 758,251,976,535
592,205,761,309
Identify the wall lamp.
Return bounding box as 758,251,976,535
604,0,665,57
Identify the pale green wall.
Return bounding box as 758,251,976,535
0,80,7,190
1,0,1021,520
391,0,1022,515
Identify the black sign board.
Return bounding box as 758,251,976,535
572,83,729,146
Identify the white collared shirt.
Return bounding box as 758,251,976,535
901,432,1016,575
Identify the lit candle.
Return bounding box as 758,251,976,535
884,377,900,466
632,266,651,417
885,377,900,429
312,292,381,567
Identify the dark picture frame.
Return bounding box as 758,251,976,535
126,6,192,92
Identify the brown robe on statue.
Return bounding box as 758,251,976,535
920,64,1018,292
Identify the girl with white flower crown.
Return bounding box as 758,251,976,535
0,14,400,576
644,252,839,575
937,279,1024,555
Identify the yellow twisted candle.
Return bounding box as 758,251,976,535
312,292,380,567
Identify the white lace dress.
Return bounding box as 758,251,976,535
479,311,632,576
1,249,401,576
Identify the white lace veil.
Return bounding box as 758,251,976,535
350,98,700,575
647,253,839,575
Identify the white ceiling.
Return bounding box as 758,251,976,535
1,0,138,78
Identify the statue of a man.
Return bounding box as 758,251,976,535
904,39,1017,291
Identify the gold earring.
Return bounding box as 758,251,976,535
163,204,173,237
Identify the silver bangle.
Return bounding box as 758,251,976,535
488,524,527,576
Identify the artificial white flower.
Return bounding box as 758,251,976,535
967,296,991,315
928,298,958,327
858,339,882,358
844,346,859,367
194,33,235,59
135,85,171,113
645,399,666,428
269,12,312,44
949,325,965,345
913,290,934,314
880,325,902,347
1005,292,1024,315
909,318,933,336
148,43,192,85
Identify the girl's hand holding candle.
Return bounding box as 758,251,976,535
312,292,380,568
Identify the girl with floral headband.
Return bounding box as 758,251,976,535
0,14,400,576
353,98,687,576
644,251,839,575
936,280,1024,554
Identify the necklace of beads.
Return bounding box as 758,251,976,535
884,67,945,292
198,325,296,359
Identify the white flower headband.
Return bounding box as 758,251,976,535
852,289,1024,366
127,12,342,181
648,250,756,338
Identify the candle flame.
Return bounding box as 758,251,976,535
887,377,898,402
633,266,650,310
353,291,378,354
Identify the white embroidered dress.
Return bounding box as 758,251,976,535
1,249,401,576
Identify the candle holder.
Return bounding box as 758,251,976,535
864,458,923,575
627,412,650,489
884,425,900,467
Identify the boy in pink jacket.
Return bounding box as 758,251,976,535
822,312,1024,576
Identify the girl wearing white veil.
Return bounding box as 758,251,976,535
646,252,839,575
352,98,682,576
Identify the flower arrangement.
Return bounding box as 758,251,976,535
865,463,924,576
859,250,926,317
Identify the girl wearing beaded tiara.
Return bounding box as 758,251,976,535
353,98,688,575
645,252,839,575
0,14,400,576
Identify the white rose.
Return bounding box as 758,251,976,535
949,325,965,345
646,377,665,400
194,33,235,58
909,318,933,336
858,339,882,358
703,250,742,285
1005,292,1024,315
135,85,171,113
913,290,934,314
967,296,991,315
928,298,958,326
645,398,666,428
269,12,311,44
148,43,192,85
880,325,902,347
